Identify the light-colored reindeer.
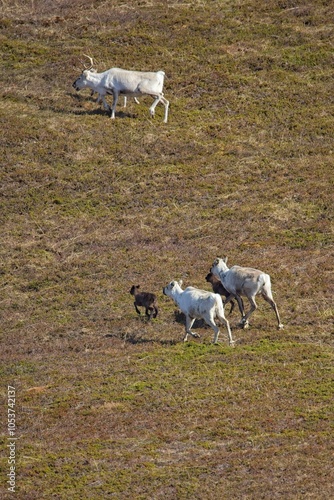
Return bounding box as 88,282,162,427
211,257,284,330
163,279,234,345
72,55,169,122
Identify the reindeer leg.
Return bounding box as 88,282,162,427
261,292,284,329
211,309,234,345
134,303,141,315
242,296,257,328
226,293,246,325
146,307,156,321
223,295,234,315
110,90,119,119
149,95,169,123
160,95,169,123
210,322,221,344
218,317,234,345
184,316,200,341
100,95,111,113
149,96,161,119
228,300,234,315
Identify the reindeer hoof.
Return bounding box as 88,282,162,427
278,324,284,330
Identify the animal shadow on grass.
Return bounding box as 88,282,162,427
123,333,177,346
105,322,177,346
173,310,209,330
173,309,239,344
38,102,107,118
69,93,137,119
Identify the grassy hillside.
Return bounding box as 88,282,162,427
1,1,333,498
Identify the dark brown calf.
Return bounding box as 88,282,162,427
130,285,158,320
205,273,244,316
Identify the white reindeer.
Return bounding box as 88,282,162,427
72,56,169,122
211,257,284,330
163,280,234,345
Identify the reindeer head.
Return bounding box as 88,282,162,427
211,257,229,277
130,285,140,295
163,280,183,297
72,55,97,90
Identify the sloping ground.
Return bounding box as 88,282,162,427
0,1,333,498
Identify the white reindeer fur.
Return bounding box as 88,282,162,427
163,280,234,345
211,257,283,330
73,67,169,122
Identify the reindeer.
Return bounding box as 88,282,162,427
130,285,158,320
72,55,169,122
211,257,283,330
163,280,234,345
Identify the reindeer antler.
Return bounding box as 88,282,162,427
81,54,95,70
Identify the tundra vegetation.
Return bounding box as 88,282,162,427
0,0,333,498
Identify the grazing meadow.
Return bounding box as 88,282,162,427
0,0,333,498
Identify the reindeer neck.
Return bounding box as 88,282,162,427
85,71,104,87
173,286,183,305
